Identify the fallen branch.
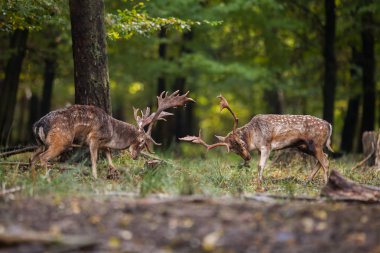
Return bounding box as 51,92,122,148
352,143,375,170
0,144,83,159
0,146,37,159
321,169,380,202
140,151,174,166
0,161,30,166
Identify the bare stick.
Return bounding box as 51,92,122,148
352,143,375,170
0,146,38,158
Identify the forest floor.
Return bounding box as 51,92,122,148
1,195,380,253
1,150,380,252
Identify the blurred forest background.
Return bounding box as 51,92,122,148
0,0,379,154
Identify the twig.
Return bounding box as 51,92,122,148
0,144,83,159
140,151,174,166
0,162,30,166
0,146,38,158
352,143,375,170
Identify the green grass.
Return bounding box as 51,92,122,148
1,147,380,198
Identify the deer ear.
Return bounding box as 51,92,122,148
215,135,226,142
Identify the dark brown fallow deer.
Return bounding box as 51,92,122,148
31,91,194,178
180,95,333,183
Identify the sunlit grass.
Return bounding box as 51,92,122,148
1,147,380,198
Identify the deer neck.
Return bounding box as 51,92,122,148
236,125,255,151
106,118,140,150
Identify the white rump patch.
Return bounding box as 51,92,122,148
38,127,46,142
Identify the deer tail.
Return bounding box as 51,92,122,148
326,123,334,152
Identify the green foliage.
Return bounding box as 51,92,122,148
0,0,68,32
106,1,221,40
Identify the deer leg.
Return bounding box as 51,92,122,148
104,148,115,169
89,140,99,179
258,146,270,182
38,144,67,176
308,164,321,182
308,148,329,183
30,146,45,167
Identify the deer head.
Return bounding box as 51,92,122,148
130,90,194,159
180,95,251,161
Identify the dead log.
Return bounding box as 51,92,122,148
359,130,380,169
321,169,380,202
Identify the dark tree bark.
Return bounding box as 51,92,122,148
40,35,58,116
361,131,380,168
69,0,110,114
359,4,376,142
340,96,360,152
153,28,168,146
340,47,361,153
264,90,284,114
28,95,40,142
322,0,337,126
173,31,194,141
0,29,28,146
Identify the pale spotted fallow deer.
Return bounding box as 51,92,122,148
180,95,333,183
31,91,194,178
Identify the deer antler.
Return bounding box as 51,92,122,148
145,90,195,135
217,95,238,133
179,130,230,152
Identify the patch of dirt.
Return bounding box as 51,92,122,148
0,195,380,253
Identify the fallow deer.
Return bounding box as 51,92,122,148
180,95,333,183
31,91,194,178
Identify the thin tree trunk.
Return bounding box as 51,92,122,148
340,47,361,153
0,29,28,146
322,0,337,126
153,28,168,146
359,3,376,148
40,34,58,116
28,95,40,142
264,90,284,114
173,31,194,141
69,0,110,114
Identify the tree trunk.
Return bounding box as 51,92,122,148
340,96,360,152
264,90,284,114
0,29,28,146
361,131,380,168
340,47,361,153
359,3,376,148
40,34,58,116
322,0,337,126
153,28,168,146
69,0,110,114
28,95,40,143
173,31,194,141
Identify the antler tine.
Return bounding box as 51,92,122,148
179,129,230,152
217,94,238,133
145,90,194,134
133,107,143,128
207,142,230,152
